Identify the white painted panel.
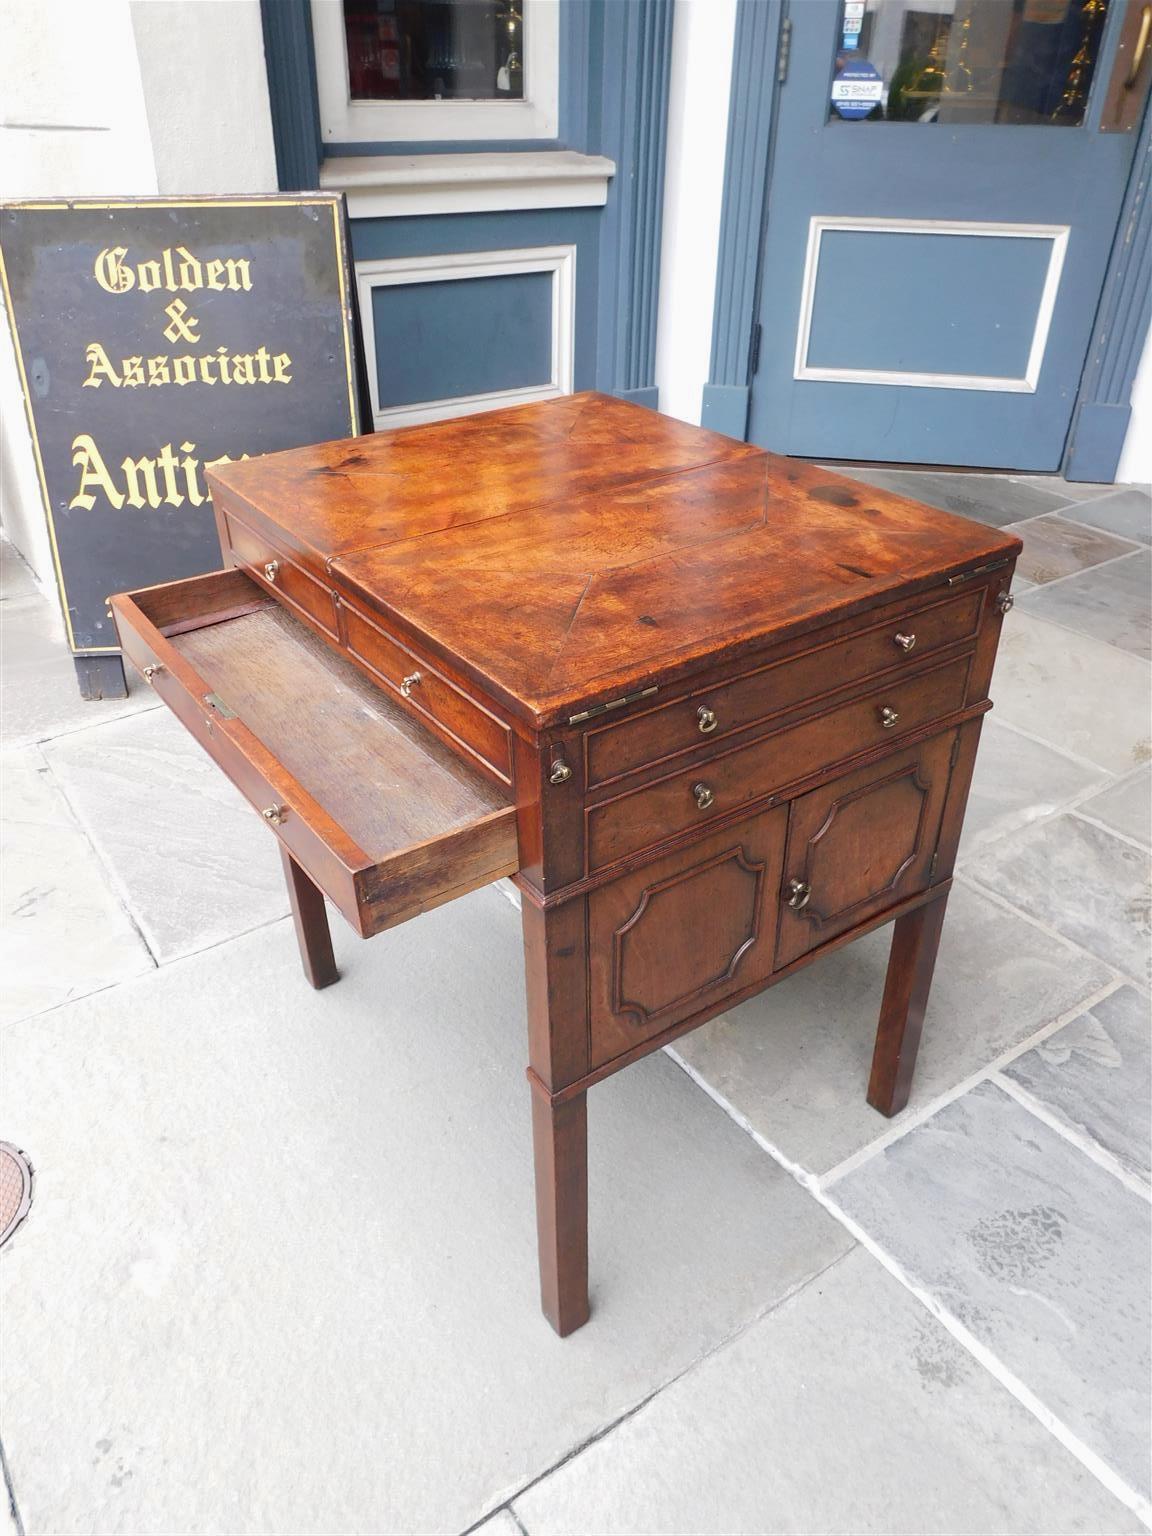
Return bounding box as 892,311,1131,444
793,217,1069,394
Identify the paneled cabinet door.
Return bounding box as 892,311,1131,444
775,731,957,969
588,805,788,1070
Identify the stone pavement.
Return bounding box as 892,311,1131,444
1,469,1149,1535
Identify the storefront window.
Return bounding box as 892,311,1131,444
829,0,1110,125
343,0,524,102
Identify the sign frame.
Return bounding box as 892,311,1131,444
0,191,366,685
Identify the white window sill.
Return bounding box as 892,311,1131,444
320,151,616,219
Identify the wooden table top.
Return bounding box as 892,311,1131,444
212,393,1021,728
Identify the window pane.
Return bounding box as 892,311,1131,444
343,0,525,102
828,0,1110,125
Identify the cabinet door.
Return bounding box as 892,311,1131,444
775,732,956,969
588,805,788,1069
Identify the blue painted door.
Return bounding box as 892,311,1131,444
748,0,1147,469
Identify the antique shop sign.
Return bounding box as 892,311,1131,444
0,195,363,654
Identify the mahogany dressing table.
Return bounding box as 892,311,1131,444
110,394,1020,1336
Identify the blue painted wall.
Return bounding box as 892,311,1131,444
372,270,553,407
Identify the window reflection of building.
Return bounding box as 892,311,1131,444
343,0,524,103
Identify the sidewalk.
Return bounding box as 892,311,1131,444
1,469,1149,1535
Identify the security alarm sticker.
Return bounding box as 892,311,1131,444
831,60,884,118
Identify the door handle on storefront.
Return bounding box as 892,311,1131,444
1126,5,1151,88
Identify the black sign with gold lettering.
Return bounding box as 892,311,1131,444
0,193,364,672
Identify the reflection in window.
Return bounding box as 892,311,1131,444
829,0,1110,125
343,0,525,102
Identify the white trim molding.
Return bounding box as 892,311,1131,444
357,244,576,429
321,150,615,219
311,0,559,143
794,217,1070,394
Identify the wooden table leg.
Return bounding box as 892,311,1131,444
279,846,339,990
867,887,950,1118
530,1081,590,1337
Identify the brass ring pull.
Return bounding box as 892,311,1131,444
697,705,718,734
787,878,811,911
1125,4,1151,88
893,632,916,652
693,782,715,810
879,705,900,729
261,804,287,826
142,663,163,680
263,560,279,583
549,759,573,785
400,672,421,698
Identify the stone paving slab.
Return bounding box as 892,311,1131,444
1079,766,1152,847
1001,985,1150,1186
1017,550,1151,660
957,718,1106,860
989,612,1151,774
0,745,153,1024
833,467,1073,525
0,889,851,1536
830,1080,1152,1505
42,708,288,963
0,590,158,750
966,812,1150,986
1009,515,1138,585
1063,487,1152,545
672,881,1110,1178
512,1247,1142,1536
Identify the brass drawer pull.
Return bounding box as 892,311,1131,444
997,591,1014,615
261,804,287,826
697,705,718,734
787,878,811,911
142,663,163,680
549,758,573,785
893,632,916,652
400,672,422,698
879,705,900,729
693,782,715,811
263,560,279,583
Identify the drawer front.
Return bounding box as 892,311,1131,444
341,600,511,782
225,513,339,638
588,804,787,1069
775,732,956,968
586,654,971,874
111,572,518,940
585,589,983,787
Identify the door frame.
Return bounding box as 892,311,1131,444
703,0,1152,481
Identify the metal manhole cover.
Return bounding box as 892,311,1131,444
0,1143,33,1248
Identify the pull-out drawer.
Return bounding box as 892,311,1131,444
586,653,971,874
111,569,519,939
223,510,340,639
585,588,983,787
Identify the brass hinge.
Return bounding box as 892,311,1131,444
946,558,1011,587
929,849,940,881
568,685,659,726
950,733,962,768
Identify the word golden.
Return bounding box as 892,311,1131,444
95,245,253,296
69,433,247,512
83,341,292,389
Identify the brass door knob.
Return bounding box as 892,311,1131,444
263,560,279,583
549,758,573,785
893,632,916,652
787,878,811,911
879,705,900,729
261,804,287,826
697,705,718,734
400,672,421,698
693,782,715,810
